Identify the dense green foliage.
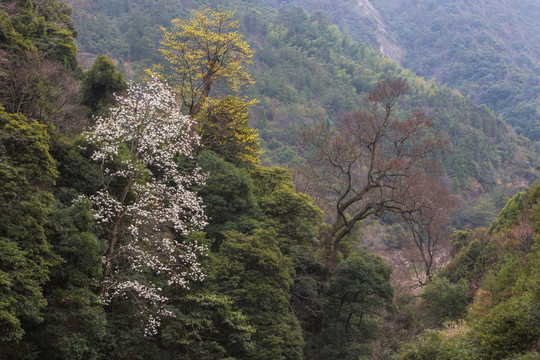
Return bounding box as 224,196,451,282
28,199,106,360
401,182,540,359
0,0,79,69
0,107,59,345
3,0,540,359
312,253,394,359
371,0,540,142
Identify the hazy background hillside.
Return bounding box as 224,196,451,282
292,0,540,145
372,0,540,144
69,0,540,144
67,0,538,229
253,0,540,145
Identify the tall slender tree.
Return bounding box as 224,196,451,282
84,78,207,335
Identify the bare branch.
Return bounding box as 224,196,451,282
299,80,450,272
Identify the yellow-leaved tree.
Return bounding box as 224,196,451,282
197,96,262,165
149,7,255,117
149,7,261,164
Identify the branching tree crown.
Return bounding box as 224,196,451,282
301,80,449,270
149,7,254,117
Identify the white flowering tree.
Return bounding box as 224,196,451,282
84,78,207,335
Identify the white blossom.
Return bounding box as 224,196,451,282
84,78,207,335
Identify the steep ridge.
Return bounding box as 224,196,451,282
356,0,403,62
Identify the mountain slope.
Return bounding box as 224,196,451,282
370,0,540,142
401,182,540,359
67,0,537,227
243,0,540,143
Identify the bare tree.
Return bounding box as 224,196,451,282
0,1,18,14
399,173,455,285
508,214,535,254
300,80,448,271
0,50,86,131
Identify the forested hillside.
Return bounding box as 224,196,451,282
66,0,537,228
267,0,540,146
2,0,540,359
269,0,540,145
400,182,540,360
371,0,540,144
69,0,540,143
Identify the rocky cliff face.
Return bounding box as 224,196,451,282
356,0,403,62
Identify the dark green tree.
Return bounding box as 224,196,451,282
27,199,106,360
81,54,126,114
472,295,540,360
197,150,259,247
161,291,255,359
421,277,469,325
309,252,394,359
0,107,59,349
213,229,305,360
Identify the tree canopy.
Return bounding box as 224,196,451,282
149,7,254,117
